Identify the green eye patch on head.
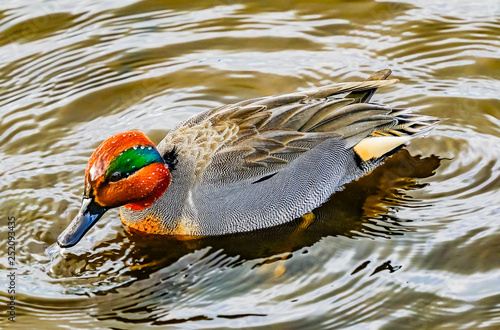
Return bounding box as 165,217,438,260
105,146,164,182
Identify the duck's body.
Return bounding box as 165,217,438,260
57,70,439,247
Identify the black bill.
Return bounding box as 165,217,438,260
57,197,108,248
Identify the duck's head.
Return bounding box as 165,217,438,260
57,131,171,248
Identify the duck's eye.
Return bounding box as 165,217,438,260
109,172,122,182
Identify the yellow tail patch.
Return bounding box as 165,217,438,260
353,136,410,161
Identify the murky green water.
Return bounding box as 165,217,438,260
1,0,499,328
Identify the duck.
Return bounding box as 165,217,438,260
57,69,440,248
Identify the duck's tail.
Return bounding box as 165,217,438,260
303,69,441,162
353,112,441,162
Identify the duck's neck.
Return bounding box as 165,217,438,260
120,143,199,233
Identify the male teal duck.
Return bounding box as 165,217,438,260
57,70,439,248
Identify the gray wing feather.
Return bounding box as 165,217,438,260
191,74,401,192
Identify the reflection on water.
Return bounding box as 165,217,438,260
1,0,499,328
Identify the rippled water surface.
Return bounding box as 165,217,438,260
1,0,499,328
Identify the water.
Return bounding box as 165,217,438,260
1,0,499,328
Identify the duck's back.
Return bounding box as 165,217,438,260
120,70,439,236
